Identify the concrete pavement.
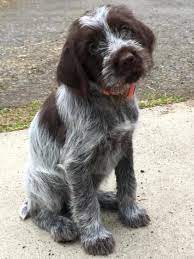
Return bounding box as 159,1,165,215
0,102,193,258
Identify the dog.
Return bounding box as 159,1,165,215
20,5,155,255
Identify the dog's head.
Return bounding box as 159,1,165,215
57,5,155,95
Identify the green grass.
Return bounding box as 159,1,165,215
0,95,186,133
139,95,186,109
0,100,41,132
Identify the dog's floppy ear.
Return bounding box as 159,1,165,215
138,21,155,53
57,42,89,96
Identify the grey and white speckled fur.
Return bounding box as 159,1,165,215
20,5,155,256
21,85,149,254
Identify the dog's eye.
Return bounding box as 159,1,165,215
120,25,130,32
88,42,98,55
120,25,135,38
130,29,135,37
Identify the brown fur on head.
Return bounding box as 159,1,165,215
57,5,155,95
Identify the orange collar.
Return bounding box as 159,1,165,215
101,83,136,99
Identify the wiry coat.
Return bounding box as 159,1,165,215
20,5,155,256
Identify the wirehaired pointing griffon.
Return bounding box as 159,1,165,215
20,5,155,256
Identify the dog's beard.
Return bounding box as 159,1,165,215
101,49,152,94
102,80,131,95
101,63,136,95
101,61,128,93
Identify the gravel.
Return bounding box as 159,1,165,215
0,0,193,107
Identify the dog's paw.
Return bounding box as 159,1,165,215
82,230,115,255
119,203,150,228
50,216,79,242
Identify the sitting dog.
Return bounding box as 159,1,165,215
20,5,155,255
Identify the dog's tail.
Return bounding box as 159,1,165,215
97,191,118,211
19,200,30,220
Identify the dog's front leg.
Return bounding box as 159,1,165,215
115,139,150,228
67,160,115,255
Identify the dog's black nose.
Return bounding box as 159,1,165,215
119,53,135,71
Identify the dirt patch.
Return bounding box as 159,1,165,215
0,40,61,106
0,0,15,8
0,0,193,108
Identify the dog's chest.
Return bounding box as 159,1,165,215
94,100,138,175
95,119,135,176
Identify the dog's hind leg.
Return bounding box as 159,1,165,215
25,165,78,242
97,191,118,211
30,208,79,242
